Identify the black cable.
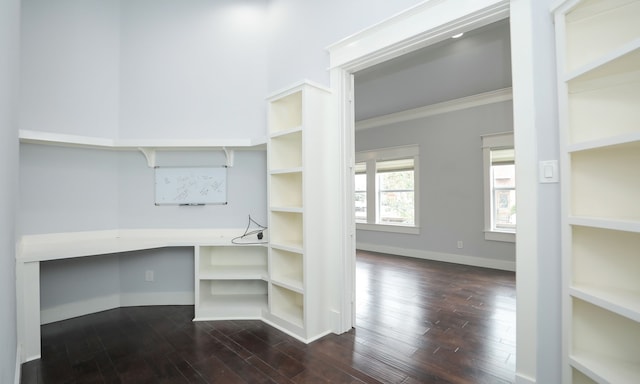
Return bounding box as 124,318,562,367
231,215,268,244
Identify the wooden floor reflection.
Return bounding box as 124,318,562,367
22,250,516,383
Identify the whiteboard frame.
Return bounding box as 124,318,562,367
154,166,228,206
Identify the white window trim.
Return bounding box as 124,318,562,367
355,145,419,234
482,132,515,243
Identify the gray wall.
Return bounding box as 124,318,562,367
19,145,119,234
355,101,515,264
0,0,20,380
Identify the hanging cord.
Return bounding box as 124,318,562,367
231,215,268,244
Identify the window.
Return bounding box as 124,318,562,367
482,132,515,242
354,162,367,222
355,145,419,234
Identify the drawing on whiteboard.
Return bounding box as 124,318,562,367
155,167,227,205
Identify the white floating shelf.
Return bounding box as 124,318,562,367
19,129,267,149
19,129,266,167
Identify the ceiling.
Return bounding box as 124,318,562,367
354,18,512,122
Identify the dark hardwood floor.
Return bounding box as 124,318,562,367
21,250,516,383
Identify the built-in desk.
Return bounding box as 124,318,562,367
16,228,267,363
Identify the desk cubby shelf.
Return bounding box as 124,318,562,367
269,131,303,170
554,0,640,382
266,81,332,341
197,280,268,320
195,245,268,320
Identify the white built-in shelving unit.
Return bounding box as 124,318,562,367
194,245,269,320
553,0,640,382
264,81,333,341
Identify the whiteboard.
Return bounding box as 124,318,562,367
155,166,227,205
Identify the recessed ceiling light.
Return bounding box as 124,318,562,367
451,32,464,39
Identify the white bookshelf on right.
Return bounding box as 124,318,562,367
264,81,333,342
553,0,640,383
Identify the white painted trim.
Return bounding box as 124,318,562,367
14,345,21,384
356,223,420,235
327,0,510,70
357,242,516,271
40,294,120,325
120,292,194,307
356,88,512,130
485,230,516,243
40,292,195,325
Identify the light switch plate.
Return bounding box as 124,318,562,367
539,160,559,183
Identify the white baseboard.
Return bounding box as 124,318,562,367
120,292,194,307
515,373,536,384
41,291,194,324
14,345,21,384
357,242,516,271
41,294,120,324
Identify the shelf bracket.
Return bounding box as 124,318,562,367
223,147,234,167
138,148,157,168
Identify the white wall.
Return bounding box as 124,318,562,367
0,0,20,380
355,101,515,268
20,0,269,141
20,0,120,138
510,0,561,382
119,0,268,140
267,0,423,91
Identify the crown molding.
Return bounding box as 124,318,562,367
355,87,512,131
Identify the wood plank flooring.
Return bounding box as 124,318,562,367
21,250,516,383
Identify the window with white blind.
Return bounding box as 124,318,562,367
355,145,419,234
482,132,516,242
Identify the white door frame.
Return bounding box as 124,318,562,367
327,1,540,383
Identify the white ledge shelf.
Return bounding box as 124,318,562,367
269,126,302,139
19,129,267,167
567,132,640,153
570,285,640,323
565,38,640,82
567,216,640,233
570,351,640,384
271,277,304,294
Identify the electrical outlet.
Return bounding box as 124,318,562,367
145,270,154,282
457,241,463,249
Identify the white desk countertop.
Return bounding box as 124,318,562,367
17,228,261,262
